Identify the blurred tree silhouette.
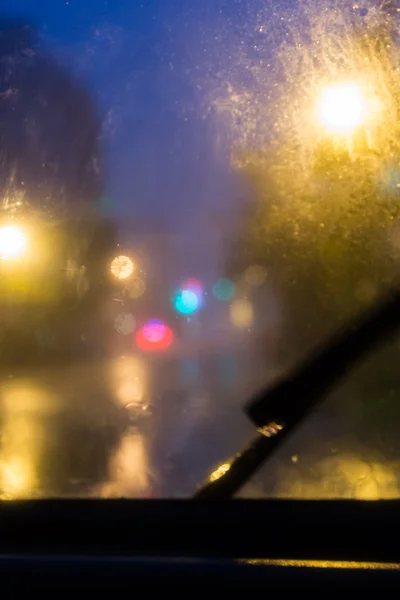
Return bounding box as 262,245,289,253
0,18,103,212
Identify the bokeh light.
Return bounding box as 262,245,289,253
0,225,26,259
127,277,146,298
230,298,254,328
182,277,203,295
114,312,136,335
142,319,166,342
136,319,173,351
213,278,235,301
110,255,134,279
173,288,201,315
244,265,267,286
172,277,204,315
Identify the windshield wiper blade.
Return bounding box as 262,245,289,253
194,286,400,499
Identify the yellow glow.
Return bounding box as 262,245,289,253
0,225,26,259
241,559,400,570
209,462,230,482
0,382,51,499
99,432,151,497
260,452,400,500
127,277,146,298
110,255,134,279
230,298,254,328
317,83,365,132
111,355,148,407
1,458,33,496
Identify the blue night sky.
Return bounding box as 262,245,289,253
1,0,241,218
0,0,272,277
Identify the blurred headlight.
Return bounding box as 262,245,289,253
0,226,26,260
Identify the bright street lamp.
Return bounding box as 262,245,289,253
0,225,26,260
317,82,365,133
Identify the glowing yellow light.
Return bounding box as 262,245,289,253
230,298,254,328
0,225,26,259
317,83,365,132
1,458,33,496
110,255,134,279
209,462,230,482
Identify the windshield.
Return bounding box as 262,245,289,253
0,0,399,500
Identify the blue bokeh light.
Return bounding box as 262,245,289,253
213,278,235,301
173,289,201,314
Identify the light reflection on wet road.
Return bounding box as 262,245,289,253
0,351,259,499
2,351,399,500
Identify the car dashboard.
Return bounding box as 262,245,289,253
1,499,400,591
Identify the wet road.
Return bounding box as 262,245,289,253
0,350,262,499
2,349,398,500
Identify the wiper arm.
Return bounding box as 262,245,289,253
194,286,400,499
